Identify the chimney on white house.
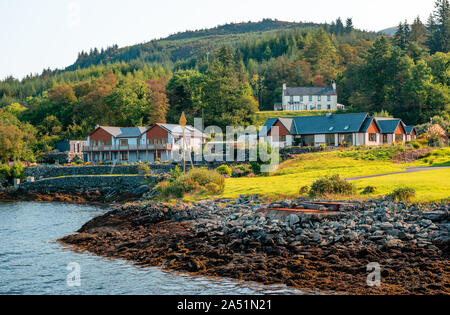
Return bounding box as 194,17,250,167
283,83,287,91
332,81,337,91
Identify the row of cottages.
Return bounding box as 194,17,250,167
84,124,206,163
262,113,416,148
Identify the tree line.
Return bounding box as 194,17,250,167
0,0,448,163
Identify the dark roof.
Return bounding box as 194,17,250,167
284,86,337,96
405,126,416,135
262,113,372,136
261,117,297,136
261,118,280,136
374,118,404,134
292,113,369,135
359,117,380,133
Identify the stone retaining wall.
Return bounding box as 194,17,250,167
24,165,141,179
25,163,245,179
19,175,152,194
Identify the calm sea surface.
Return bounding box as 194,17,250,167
0,202,304,295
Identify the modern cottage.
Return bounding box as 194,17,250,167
262,113,416,148
274,83,344,111
84,124,206,163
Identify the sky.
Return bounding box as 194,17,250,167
0,0,436,80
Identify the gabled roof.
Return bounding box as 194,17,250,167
261,117,297,136
284,86,337,97
91,126,149,138
359,117,380,133
374,118,405,134
404,126,416,135
292,113,369,135
262,113,372,136
154,123,206,137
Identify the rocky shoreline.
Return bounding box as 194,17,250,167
61,197,449,295
0,187,141,204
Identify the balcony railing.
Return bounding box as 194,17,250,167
83,144,173,151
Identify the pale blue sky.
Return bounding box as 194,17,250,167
0,0,435,80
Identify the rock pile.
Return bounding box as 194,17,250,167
107,197,449,252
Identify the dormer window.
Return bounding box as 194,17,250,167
329,127,334,131
344,126,350,130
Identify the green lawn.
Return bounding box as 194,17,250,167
221,150,450,202
352,169,450,202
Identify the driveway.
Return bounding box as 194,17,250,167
346,167,450,181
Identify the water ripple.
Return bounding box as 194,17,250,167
0,202,304,295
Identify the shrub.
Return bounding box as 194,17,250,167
410,141,421,149
362,186,377,195
309,175,356,197
250,142,278,175
299,186,310,195
154,180,170,194
231,164,253,177
169,166,183,182
137,164,150,175
389,187,416,201
216,165,232,177
158,168,225,198
428,134,444,148
204,182,222,194
10,163,24,179
0,164,10,179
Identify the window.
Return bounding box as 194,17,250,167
304,105,308,110
327,95,331,101
290,96,294,104
339,134,353,146
326,134,335,146
369,134,377,142
301,135,315,147
119,139,128,147
318,96,321,101
327,104,331,110
383,134,388,143
318,105,322,110
309,96,313,101
300,96,303,102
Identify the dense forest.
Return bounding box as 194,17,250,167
0,0,448,163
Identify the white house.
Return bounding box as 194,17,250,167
275,83,343,111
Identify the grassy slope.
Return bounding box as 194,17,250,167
352,169,450,202
221,148,450,202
